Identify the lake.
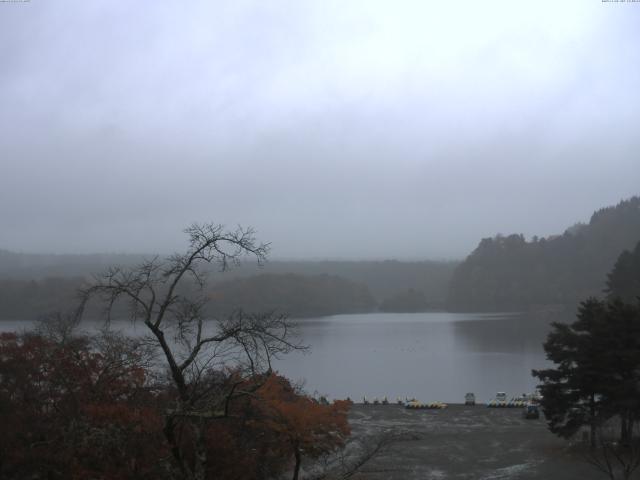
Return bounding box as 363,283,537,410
0,311,566,403
275,311,559,404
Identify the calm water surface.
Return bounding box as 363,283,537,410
0,311,564,403
277,312,559,403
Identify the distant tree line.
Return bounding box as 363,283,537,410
379,288,432,313
4,196,639,318
448,197,640,311
0,274,375,321
0,251,457,305
0,273,449,321
0,277,83,319
207,273,376,318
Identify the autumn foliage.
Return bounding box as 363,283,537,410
0,331,351,480
203,374,351,480
251,375,351,479
0,331,165,479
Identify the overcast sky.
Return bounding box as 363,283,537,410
1,0,639,259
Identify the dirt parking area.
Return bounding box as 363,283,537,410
346,404,602,480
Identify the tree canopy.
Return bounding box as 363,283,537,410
606,240,640,303
533,298,640,446
0,327,351,479
448,196,640,311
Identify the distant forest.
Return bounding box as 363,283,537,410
0,253,457,320
2,196,639,319
447,196,640,311
208,274,376,318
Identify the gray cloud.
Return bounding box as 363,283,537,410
1,0,639,259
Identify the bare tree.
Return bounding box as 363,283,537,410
78,223,304,480
310,429,421,480
35,310,82,345
584,423,640,480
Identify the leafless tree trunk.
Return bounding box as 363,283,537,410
309,429,421,480
77,223,305,480
293,444,302,480
585,423,640,480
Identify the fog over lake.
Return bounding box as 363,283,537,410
0,311,558,403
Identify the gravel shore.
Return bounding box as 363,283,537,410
346,404,603,480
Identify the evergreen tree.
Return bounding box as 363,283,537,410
606,240,640,303
533,298,640,446
597,299,640,444
533,298,609,446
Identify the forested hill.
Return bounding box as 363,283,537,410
207,274,376,318
0,252,457,306
0,253,456,319
447,196,640,312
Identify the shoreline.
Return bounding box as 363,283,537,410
343,404,601,479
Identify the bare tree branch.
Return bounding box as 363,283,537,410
77,222,303,480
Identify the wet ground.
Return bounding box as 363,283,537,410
346,404,603,480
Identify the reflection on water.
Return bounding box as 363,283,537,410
0,311,574,403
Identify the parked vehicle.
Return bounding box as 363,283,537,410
465,392,476,405
523,404,540,419
495,392,507,402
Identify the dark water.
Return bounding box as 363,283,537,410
0,311,568,403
